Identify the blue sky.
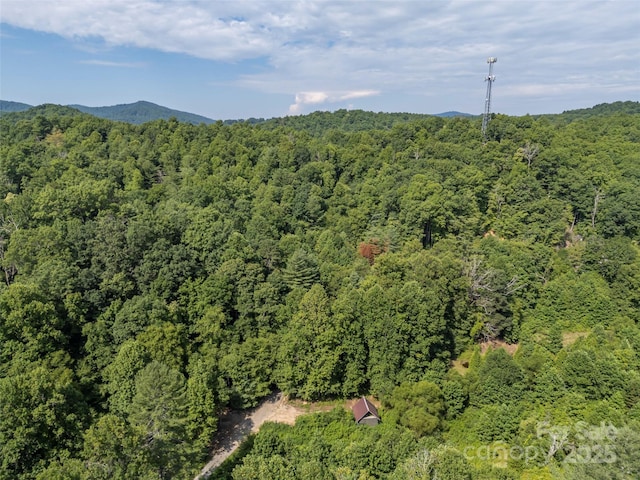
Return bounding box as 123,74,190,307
1,1,638,120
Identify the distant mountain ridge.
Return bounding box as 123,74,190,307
1,99,476,125
0,100,33,113
434,111,474,118
539,101,640,122
0,100,216,125
68,101,216,125
2,99,638,126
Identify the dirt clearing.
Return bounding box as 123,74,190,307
195,392,310,479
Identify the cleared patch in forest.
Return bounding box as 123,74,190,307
195,392,305,479
480,339,519,355
562,330,590,347
195,393,377,479
451,359,471,376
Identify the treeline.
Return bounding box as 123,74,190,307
0,103,639,479
261,109,439,136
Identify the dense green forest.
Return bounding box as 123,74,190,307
0,102,639,480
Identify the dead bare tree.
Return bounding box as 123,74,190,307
464,256,526,341
521,142,540,169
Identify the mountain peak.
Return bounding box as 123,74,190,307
67,101,216,124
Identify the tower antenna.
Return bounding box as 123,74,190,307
481,57,497,140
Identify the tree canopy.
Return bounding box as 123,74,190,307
1,101,639,479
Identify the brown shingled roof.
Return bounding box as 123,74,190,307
352,396,380,424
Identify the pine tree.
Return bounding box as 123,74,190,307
283,249,320,290
129,361,189,479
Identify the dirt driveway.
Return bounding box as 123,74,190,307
194,392,306,479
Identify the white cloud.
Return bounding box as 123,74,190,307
289,92,328,114
288,90,380,114
1,0,638,114
79,59,146,68
339,90,380,101
0,0,277,60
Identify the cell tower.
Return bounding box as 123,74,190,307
481,57,497,140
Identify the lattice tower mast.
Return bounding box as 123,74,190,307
481,57,497,140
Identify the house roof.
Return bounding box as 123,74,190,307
352,396,380,423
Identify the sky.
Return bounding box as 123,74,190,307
1,0,638,120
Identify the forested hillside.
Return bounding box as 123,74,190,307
69,101,216,125
548,101,640,123
0,103,639,479
0,101,216,125
261,109,463,135
0,101,32,114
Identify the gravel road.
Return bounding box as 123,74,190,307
194,391,305,479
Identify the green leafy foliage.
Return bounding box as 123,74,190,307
128,361,191,479
384,381,445,437
0,102,639,479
